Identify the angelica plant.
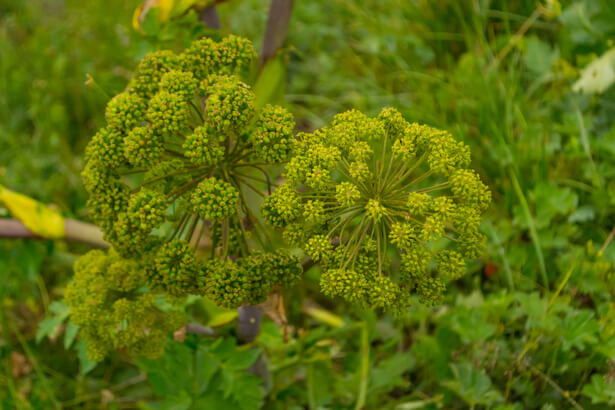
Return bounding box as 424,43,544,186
80,35,301,311
65,248,186,361
264,108,490,312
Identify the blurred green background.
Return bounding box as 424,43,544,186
2,0,615,408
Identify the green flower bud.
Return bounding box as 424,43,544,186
105,92,146,132
191,177,238,220
124,126,163,168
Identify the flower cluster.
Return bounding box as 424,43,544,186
81,35,300,308
64,249,186,361
264,108,490,311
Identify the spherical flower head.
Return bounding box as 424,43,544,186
390,222,416,249
426,132,471,176
86,185,130,226
267,107,489,311
420,214,445,242
282,223,306,247
452,206,481,235
81,160,120,195
407,192,432,216
85,127,126,169
147,91,190,135
335,182,360,207
191,177,238,220
239,253,277,305
81,161,129,224
366,199,386,222
392,128,417,161
305,166,331,190
303,200,326,224
262,184,302,228
450,169,491,211
202,74,255,133
65,249,185,361
348,161,371,182
320,268,368,304
159,70,198,100
401,245,430,280
146,239,205,297
268,250,303,288
127,189,168,232
437,250,465,280
378,107,407,138
105,92,146,133
107,257,143,292
349,141,373,161
305,234,332,262
179,37,219,80
307,143,341,170
179,35,255,80
368,274,402,310
416,275,446,306
205,259,247,308
217,35,256,74
129,50,179,98
458,231,487,260
249,104,295,163
106,212,156,257
183,125,225,166
331,110,385,144
124,126,163,168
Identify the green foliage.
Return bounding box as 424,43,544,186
3,0,615,408
137,337,262,410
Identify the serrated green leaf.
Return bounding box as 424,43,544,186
582,374,615,404
560,310,600,351
442,361,503,407
224,347,261,371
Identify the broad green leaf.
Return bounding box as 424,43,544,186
224,347,261,371
442,361,503,407
36,301,70,342
159,390,192,410
523,36,558,76
583,374,615,404
253,54,286,109
446,307,496,343
370,352,415,391
560,310,600,351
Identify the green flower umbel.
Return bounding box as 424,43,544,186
264,108,490,311
65,249,186,361
81,35,300,308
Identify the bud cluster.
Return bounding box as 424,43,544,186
264,108,490,310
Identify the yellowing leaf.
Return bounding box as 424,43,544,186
199,297,238,327
0,185,65,239
303,303,345,328
134,0,212,29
